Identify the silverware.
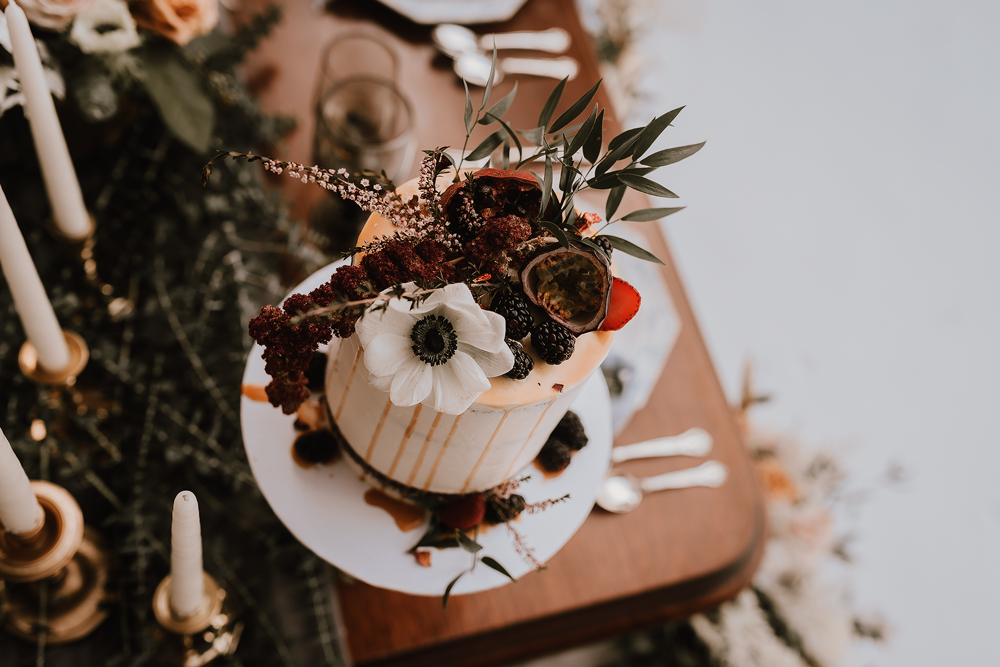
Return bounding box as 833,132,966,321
432,24,571,58
453,51,579,87
610,428,713,464
596,461,728,513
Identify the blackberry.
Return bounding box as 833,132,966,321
490,290,534,340
595,236,614,256
485,493,527,524
551,411,588,451
532,320,575,365
293,429,340,464
505,339,534,380
536,438,572,473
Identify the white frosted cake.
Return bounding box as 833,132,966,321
326,176,615,496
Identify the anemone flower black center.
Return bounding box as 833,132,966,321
410,315,458,366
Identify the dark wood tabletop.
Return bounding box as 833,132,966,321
237,1,765,665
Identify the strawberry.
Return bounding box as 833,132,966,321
598,277,641,331
436,493,486,530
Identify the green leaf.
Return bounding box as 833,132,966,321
605,184,626,221
621,206,686,222
492,115,523,160
140,45,215,153
457,531,483,554
482,46,498,110
587,171,621,190
539,220,570,248
464,79,474,134
549,79,602,134
538,153,553,220
481,556,516,582
559,156,575,193
640,141,706,167
565,104,598,159
518,126,546,145
577,236,609,259
467,131,504,161
607,126,643,152
605,235,665,264
538,77,568,128
502,137,511,169
594,131,643,177
583,109,605,164
631,106,684,160
479,83,518,124
618,174,679,198
442,571,465,609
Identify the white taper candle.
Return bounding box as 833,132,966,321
0,425,43,535
169,491,205,619
0,183,71,373
6,0,92,240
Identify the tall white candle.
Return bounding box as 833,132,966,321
169,491,205,619
0,183,71,373
0,425,43,535
6,0,91,240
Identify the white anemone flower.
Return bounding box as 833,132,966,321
357,282,515,415
69,0,140,54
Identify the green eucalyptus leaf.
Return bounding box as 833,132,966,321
492,115,523,158
479,82,518,124
518,126,546,145
467,131,504,161
594,131,643,177
464,79,474,134
442,571,465,609
621,206,686,222
587,171,621,190
538,77,568,128
606,235,665,264
140,45,214,153
640,141,706,167
457,531,483,554
565,103,599,158
577,236,609,258
607,126,643,152
631,106,684,160
539,219,570,248
618,174,679,198
559,156,575,193
538,153,553,219
605,184,626,221
565,205,578,228
583,109,605,163
502,137,511,169
481,556,515,582
549,79,602,134
482,46,498,109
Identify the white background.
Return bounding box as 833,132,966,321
595,0,1000,664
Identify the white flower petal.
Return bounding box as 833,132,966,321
458,341,515,378
368,373,392,392
389,357,433,407
361,334,411,378
429,352,490,414
446,304,506,353
356,306,415,348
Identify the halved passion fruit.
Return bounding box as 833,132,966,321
520,241,612,335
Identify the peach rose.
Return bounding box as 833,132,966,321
755,457,799,503
16,0,95,31
132,0,218,46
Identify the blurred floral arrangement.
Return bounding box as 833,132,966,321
0,0,287,155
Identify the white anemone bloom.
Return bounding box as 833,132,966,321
69,0,140,54
357,282,514,415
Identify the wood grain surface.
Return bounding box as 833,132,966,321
237,1,765,665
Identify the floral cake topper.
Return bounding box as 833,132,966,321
207,65,703,415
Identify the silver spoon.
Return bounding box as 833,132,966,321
454,51,579,87
432,24,571,59
596,461,729,514
610,428,713,464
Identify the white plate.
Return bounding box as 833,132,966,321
241,264,612,597
375,0,529,25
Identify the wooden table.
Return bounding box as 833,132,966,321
238,1,765,665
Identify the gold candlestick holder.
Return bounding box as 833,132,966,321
0,480,110,644
18,330,89,385
46,211,96,245
152,573,243,665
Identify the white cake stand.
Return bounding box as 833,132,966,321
240,263,613,597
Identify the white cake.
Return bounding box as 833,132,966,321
324,177,615,496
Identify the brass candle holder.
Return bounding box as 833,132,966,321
46,211,96,245
152,573,243,664
0,480,110,643
18,330,89,385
